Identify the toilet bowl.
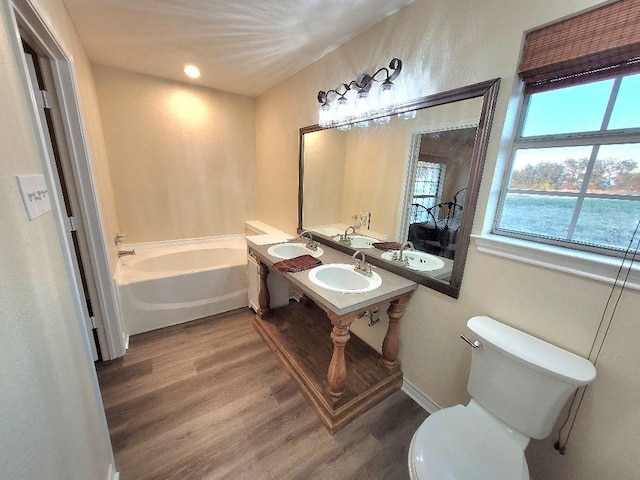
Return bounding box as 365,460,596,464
408,402,529,479
408,316,596,480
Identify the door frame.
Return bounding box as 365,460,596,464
8,0,126,360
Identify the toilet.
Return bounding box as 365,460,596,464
408,316,596,479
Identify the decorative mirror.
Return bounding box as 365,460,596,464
298,78,500,298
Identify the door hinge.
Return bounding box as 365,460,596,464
40,89,52,109
89,316,96,329
67,216,79,232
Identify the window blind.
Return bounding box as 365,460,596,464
518,0,640,92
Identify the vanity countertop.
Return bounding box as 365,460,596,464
247,238,418,316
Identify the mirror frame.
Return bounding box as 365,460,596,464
298,78,500,298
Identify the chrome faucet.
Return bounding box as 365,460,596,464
351,250,372,276
114,232,126,246
398,241,414,264
296,230,318,251
339,226,357,245
118,249,136,258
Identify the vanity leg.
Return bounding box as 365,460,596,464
381,293,412,369
327,323,350,403
256,261,271,319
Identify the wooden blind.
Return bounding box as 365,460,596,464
519,0,640,92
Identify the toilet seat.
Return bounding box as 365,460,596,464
409,404,529,480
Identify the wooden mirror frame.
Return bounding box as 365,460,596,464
298,78,500,298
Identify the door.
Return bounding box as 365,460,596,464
22,39,101,360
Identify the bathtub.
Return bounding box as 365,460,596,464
115,235,248,335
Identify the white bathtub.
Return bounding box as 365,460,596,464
115,236,248,335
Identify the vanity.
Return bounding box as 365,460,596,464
248,77,501,432
247,237,417,433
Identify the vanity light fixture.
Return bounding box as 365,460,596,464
398,110,417,120
317,58,402,128
182,64,201,79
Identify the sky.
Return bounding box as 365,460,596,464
515,72,640,171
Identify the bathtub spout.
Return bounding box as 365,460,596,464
118,249,136,258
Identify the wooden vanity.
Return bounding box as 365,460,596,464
248,238,417,433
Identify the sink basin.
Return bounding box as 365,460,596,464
381,250,445,272
308,263,382,294
348,235,377,249
267,242,324,260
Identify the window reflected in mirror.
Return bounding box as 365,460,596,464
403,126,477,262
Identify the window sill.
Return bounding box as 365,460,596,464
472,233,640,291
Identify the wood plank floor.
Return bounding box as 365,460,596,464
96,307,428,480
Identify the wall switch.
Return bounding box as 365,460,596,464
16,174,51,220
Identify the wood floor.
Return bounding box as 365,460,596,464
96,307,428,480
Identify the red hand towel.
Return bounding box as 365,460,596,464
273,255,322,273
373,242,403,251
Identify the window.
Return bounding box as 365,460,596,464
494,0,640,257
495,73,640,255
410,161,445,223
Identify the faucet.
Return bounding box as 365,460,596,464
339,226,357,245
397,241,414,264
351,250,372,276
296,230,317,251
114,232,126,246
118,249,136,258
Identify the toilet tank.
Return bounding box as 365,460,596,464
466,316,596,440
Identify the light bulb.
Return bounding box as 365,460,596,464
379,79,393,108
336,96,349,122
183,65,201,78
356,90,369,116
319,103,331,127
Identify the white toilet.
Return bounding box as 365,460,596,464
408,315,596,480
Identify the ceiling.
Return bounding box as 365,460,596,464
62,0,414,97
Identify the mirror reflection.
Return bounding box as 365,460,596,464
403,126,478,262
299,79,500,297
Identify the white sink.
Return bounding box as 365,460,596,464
348,235,377,249
267,242,324,260
381,250,445,272
308,263,382,294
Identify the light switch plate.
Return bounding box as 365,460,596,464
16,174,52,220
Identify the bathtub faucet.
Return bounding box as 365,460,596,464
296,230,318,251
118,249,136,258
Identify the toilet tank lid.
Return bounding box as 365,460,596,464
468,316,596,386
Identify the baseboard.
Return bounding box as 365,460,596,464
402,378,441,414
108,463,119,480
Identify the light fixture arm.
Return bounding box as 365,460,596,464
316,58,403,127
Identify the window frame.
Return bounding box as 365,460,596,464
410,161,446,222
493,73,640,258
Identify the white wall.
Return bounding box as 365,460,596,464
0,0,115,478
255,1,640,479
93,64,256,244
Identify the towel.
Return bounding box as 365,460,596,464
373,242,403,251
273,255,322,273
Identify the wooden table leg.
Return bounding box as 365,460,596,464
326,311,358,404
256,261,271,319
381,293,412,369
327,324,350,403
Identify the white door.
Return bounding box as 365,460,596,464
22,43,100,360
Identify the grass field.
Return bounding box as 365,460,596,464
498,194,640,251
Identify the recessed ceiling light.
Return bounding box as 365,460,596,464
183,65,201,79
